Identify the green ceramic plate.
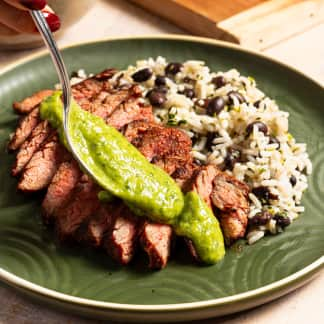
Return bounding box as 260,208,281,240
0,36,323,322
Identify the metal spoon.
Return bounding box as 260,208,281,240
30,10,95,180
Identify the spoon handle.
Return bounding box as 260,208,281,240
30,10,71,133
30,10,90,177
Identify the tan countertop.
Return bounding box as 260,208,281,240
0,0,323,323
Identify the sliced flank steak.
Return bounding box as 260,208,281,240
8,107,40,151
104,203,140,265
80,204,115,248
88,86,137,120
55,175,101,241
139,221,173,269
211,172,250,243
17,132,69,192
13,89,54,114
106,97,154,130
9,67,254,269
11,120,52,176
71,68,117,106
126,122,192,175
187,164,219,208
42,160,82,223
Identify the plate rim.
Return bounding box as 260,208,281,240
0,34,323,313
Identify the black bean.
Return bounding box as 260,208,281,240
183,76,195,85
254,100,261,108
206,132,219,150
195,99,208,109
249,211,272,226
147,90,166,107
179,88,195,99
155,86,168,94
212,76,226,88
165,62,183,75
131,68,153,82
269,136,280,148
70,71,79,78
228,91,245,104
246,121,268,136
252,186,278,203
206,97,226,116
290,175,297,187
273,214,291,227
155,75,167,86
224,148,241,171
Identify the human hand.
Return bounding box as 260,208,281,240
0,0,60,36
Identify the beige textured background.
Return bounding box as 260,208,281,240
0,0,323,323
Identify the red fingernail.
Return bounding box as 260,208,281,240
21,0,47,10
43,11,61,32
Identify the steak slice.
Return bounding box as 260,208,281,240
104,204,139,265
220,209,248,242
55,175,101,240
80,204,115,248
11,120,52,176
211,172,250,211
88,87,131,120
140,221,173,269
13,90,54,114
18,133,68,192
106,96,154,130
211,171,250,243
187,165,219,208
129,123,192,175
122,120,153,142
71,68,117,109
8,107,40,151
42,160,81,223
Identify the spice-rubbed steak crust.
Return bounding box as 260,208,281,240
42,160,82,223
126,122,192,175
17,132,69,192
88,86,137,120
8,70,117,152
211,171,250,243
188,165,219,208
11,120,52,176
13,89,54,114
140,221,173,269
71,68,117,106
80,204,115,248
55,175,101,240
104,203,140,265
106,97,154,130
8,107,40,151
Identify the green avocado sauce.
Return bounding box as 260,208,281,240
174,192,225,264
40,91,225,264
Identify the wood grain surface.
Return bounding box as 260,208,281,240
130,0,324,49
163,0,268,21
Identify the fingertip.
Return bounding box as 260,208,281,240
20,0,47,10
43,11,61,32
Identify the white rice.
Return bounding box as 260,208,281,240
77,57,313,245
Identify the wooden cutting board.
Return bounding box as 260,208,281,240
129,0,324,49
